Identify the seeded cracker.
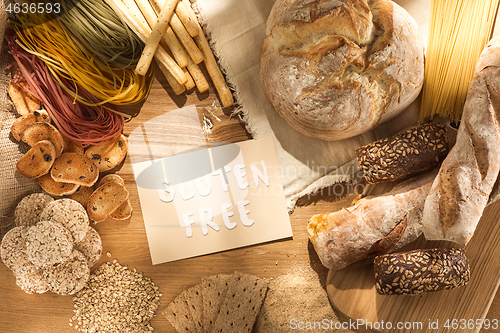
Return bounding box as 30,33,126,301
211,272,268,333
42,249,89,295
25,220,73,268
71,260,162,332
202,274,231,332
165,289,199,333
74,227,102,267
184,284,204,333
40,199,90,243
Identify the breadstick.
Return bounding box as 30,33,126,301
165,27,189,68
182,67,196,90
133,0,188,68
175,1,199,37
170,13,204,64
156,59,186,95
110,0,187,84
135,0,179,75
186,54,209,93
193,32,234,107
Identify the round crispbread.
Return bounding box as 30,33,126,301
25,220,73,268
14,193,54,227
40,199,90,244
42,249,90,295
85,134,128,172
98,173,125,187
16,140,57,179
14,264,49,294
1,226,29,272
75,227,102,267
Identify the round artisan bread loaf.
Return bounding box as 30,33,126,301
260,0,424,141
374,248,470,296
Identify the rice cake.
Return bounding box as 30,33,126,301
25,220,73,268
15,264,49,294
74,227,102,267
40,199,90,243
1,226,29,272
42,249,90,295
14,193,54,227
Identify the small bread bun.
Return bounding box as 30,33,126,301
374,248,470,296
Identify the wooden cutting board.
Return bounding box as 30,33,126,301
327,197,500,333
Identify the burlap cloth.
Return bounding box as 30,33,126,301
194,0,427,211
0,2,40,239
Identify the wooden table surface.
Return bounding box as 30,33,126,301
1,66,500,332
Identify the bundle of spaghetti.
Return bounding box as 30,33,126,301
57,0,144,69
420,0,500,123
11,12,154,107
7,32,124,147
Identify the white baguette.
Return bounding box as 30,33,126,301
308,171,436,270
422,36,500,245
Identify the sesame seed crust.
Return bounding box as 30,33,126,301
355,123,449,184
374,248,470,296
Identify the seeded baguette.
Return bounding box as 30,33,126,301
356,123,449,184
374,248,470,296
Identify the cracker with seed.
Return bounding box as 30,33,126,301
14,193,54,227
51,152,99,187
75,227,102,267
99,173,125,187
20,122,65,156
25,220,73,268
184,284,204,333
17,79,41,112
165,289,199,333
10,109,51,141
109,199,133,220
39,174,80,196
202,274,231,332
211,272,269,333
40,199,90,243
87,181,129,222
85,134,128,171
42,249,90,295
8,81,29,115
68,185,94,209
16,140,56,179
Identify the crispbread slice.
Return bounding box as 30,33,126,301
165,289,198,333
184,284,204,333
87,182,129,222
51,153,99,187
20,122,64,156
202,274,231,332
10,110,51,141
16,140,56,179
211,272,269,333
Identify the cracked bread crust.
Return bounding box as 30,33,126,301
260,0,424,141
